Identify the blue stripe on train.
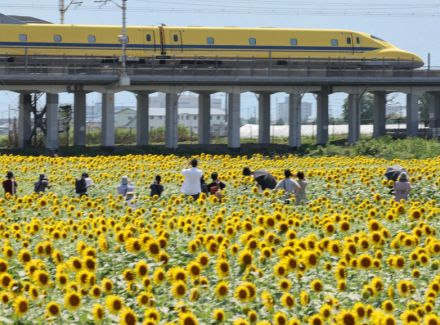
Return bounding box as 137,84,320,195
0,41,379,53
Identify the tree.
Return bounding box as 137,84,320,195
342,93,374,123
419,93,430,125
59,105,72,146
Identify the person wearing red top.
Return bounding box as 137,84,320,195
2,171,17,196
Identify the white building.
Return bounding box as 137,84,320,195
114,107,227,135
275,98,313,123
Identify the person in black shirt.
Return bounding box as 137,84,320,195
243,167,277,190
34,174,51,193
2,171,17,196
150,175,164,197
207,172,226,199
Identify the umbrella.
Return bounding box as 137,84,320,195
252,169,269,179
385,165,407,181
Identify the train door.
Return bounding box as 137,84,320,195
144,29,157,56
168,30,183,55
344,32,354,53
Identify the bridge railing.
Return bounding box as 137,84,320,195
1,56,440,78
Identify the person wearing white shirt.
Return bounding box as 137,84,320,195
274,169,300,203
181,158,203,199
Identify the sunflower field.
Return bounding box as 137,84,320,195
0,154,439,325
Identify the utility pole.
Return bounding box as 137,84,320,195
95,0,130,86
59,0,83,24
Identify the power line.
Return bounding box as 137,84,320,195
1,0,439,17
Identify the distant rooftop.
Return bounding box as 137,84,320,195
0,13,51,24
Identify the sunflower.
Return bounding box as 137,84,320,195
187,261,202,278
33,270,50,287
153,268,165,284
238,250,253,267
119,307,137,325
248,310,257,323
144,307,160,322
212,308,225,322
101,278,114,293
0,258,8,272
64,291,81,311
179,312,199,325
233,318,249,325
280,292,295,308
215,281,229,299
105,295,124,314
336,310,356,325
45,301,61,318
92,303,105,322
135,260,149,278
310,279,323,292
171,280,187,298
13,296,29,317
400,310,420,324
216,259,230,277
358,254,373,269
234,285,249,303
308,314,324,325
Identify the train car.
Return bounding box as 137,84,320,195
0,23,424,68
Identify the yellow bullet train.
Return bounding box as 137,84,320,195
0,23,424,68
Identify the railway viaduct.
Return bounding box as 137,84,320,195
1,59,440,150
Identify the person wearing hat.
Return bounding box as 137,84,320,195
117,176,135,198
2,171,17,196
34,174,51,193
394,172,411,202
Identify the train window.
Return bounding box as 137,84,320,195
346,37,352,45
371,35,386,41
173,34,179,42
249,37,256,45
19,34,27,42
207,37,215,45
290,38,298,46
146,34,152,42
331,39,338,47
88,35,96,43
54,35,62,42
356,37,360,44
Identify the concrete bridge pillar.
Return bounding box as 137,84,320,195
228,93,241,148
165,93,179,149
74,91,86,146
46,93,59,150
373,92,387,138
101,93,115,147
288,93,302,148
258,92,271,144
198,92,211,145
348,93,361,144
136,92,150,146
18,93,32,148
429,92,440,129
406,93,421,137
316,91,329,145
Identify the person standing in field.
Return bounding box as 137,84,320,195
181,158,203,200
75,172,94,196
394,172,411,202
295,171,308,205
34,174,51,193
2,171,17,196
150,175,164,197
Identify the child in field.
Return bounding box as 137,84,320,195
2,171,17,196
150,175,164,197
394,172,411,202
295,171,308,205
207,172,226,200
274,169,298,203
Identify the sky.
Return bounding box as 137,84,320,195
0,0,439,119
